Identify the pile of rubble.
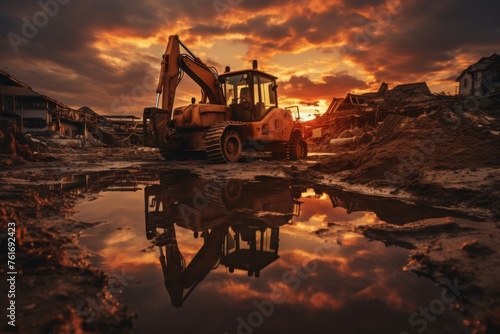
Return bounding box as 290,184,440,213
79,106,142,147
307,82,500,152
0,120,41,162
311,96,499,174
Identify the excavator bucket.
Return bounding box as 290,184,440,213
143,107,172,147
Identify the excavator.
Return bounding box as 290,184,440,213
143,35,308,163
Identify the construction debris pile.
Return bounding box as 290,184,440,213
79,107,142,147
0,70,143,155
0,120,41,162
307,82,500,151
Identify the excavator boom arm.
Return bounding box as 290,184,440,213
155,35,180,111
179,54,225,104
155,35,224,111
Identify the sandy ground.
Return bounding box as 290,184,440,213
1,125,499,333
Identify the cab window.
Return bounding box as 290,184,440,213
253,75,277,120
223,73,254,122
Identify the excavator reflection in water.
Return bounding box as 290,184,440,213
144,171,303,308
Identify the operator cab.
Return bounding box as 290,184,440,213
220,69,278,122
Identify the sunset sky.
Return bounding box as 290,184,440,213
1,0,499,117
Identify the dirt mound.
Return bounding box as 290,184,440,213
312,111,500,184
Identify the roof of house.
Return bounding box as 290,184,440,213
0,70,72,110
0,69,33,88
456,53,500,81
388,82,432,97
0,86,41,97
361,82,389,98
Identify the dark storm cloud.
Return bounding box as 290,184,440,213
342,0,500,83
296,6,369,45
343,0,387,9
187,24,226,36
281,73,368,103
2,1,163,54
0,0,168,111
241,16,292,41
187,4,368,54
237,0,292,11
188,15,292,42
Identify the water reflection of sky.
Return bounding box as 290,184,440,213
74,181,468,334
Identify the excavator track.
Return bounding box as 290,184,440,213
285,130,304,160
205,121,244,163
301,138,308,159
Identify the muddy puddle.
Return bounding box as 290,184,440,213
68,169,472,334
